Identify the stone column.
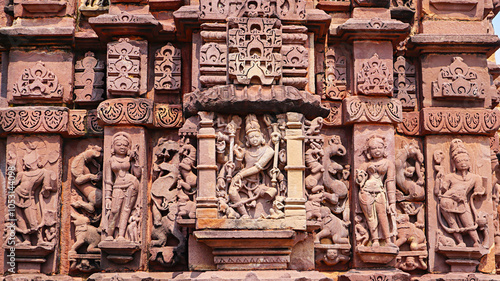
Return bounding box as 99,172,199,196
284,112,307,230
195,111,218,227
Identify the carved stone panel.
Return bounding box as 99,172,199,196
421,108,500,135
5,135,62,273
426,136,494,273
322,101,342,127
74,52,105,104
357,53,394,96
61,140,104,274
99,127,148,270
68,110,87,136
150,136,197,268
394,136,427,272
432,57,485,100
0,107,68,134
397,111,420,136
394,56,416,110
228,17,282,86
7,49,74,104
323,46,348,101
107,38,147,97
155,43,181,93
344,96,403,124
153,104,183,128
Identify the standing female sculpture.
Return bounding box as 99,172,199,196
104,132,142,242
356,135,397,248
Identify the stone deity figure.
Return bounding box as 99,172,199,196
12,139,57,246
227,114,275,219
435,139,484,247
356,135,397,248
104,132,142,242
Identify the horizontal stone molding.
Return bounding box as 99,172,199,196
422,107,500,135
343,96,402,124
0,106,68,134
97,98,153,126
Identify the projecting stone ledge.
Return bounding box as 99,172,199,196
184,85,330,120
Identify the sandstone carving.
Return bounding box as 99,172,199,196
103,132,142,242
395,140,425,202
344,96,402,124
154,104,183,128
150,137,197,266
422,108,500,135
432,57,485,100
74,52,105,103
12,62,64,99
107,38,142,97
357,54,393,96
355,135,398,263
393,56,416,110
0,107,68,134
155,43,181,93
97,98,153,126
323,46,347,100
397,112,420,136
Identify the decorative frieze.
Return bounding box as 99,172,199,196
343,96,402,124
154,43,181,93
0,107,68,134
422,107,500,135
97,98,153,126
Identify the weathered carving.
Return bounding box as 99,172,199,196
107,38,142,97
397,112,420,136
357,54,393,96
155,43,181,93
277,0,305,19
79,0,109,16
102,132,142,242
322,102,342,126
74,52,105,103
393,56,416,110
97,98,153,126
71,145,103,215
432,57,485,100
87,110,104,135
228,18,282,85
150,137,197,266
281,44,308,89
422,108,500,135
68,110,87,136
0,107,68,134
355,135,398,263
200,42,227,88
434,140,487,249
323,47,347,100
154,104,183,128
215,114,285,219
12,62,64,99
344,96,402,124
395,140,425,202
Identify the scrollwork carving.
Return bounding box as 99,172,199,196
12,62,64,99
432,57,485,100
357,54,393,96
154,104,183,128
97,98,153,125
422,108,500,135
155,43,181,93
0,107,68,134
393,56,416,110
107,38,142,96
74,52,105,103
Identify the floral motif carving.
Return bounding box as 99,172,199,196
68,110,87,136
393,56,416,110
0,107,68,133
322,102,342,126
432,57,485,100
12,62,64,99
150,137,197,266
154,104,183,128
344,96,402,124
228,18,282,85
87,110,104,135
200,41,227,87
97,98,153,125
397,112,420,136
74,52,105,103
155,43,181,93
422,108,500,135
357,54,393,96
323,47,347,100
107,38,141,96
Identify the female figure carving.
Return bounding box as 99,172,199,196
104,132,142,242
356,135,397,248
